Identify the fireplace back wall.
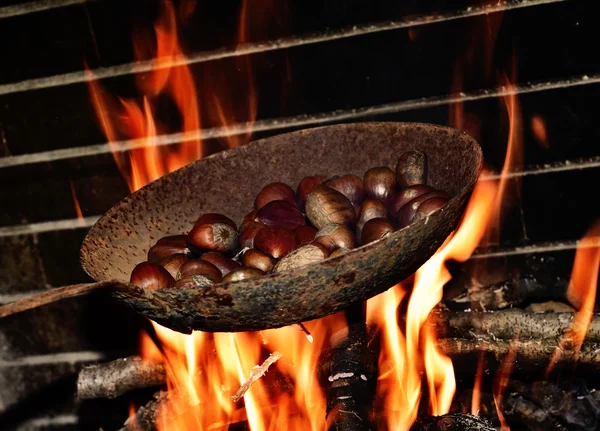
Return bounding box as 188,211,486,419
0,0,598,429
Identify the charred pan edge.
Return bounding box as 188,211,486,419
82,122,482,333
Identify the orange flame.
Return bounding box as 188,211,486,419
493,336,518,431
530,114,549,148
69,180,84,220
471,350,486,416
368,178,498,429
546,219,600,375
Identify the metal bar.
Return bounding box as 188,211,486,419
480,155,600,180
0,216,98,237
471,236,600,259
0,0,87,19
0,0,567,96
0,350,106,367
0,72,597,170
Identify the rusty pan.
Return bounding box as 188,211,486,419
80,122,482,333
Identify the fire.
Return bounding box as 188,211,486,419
69,180,84,220
493,337,518,431
368,178,498,429
530,114,549,148
470,350,485,416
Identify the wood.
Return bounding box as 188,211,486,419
231,351,282,402
0,280,128,319
77,356,166,399
410,413,495,431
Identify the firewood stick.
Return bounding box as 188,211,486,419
410,413,495,431
430,308,600,342
77,356,166,399
231,351,282,402
0,280,129,318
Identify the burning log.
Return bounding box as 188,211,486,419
231,351,282,402
121,390,170,431
319,303,377,431
77,356,166,399
431,308,600,342
410,413,495,431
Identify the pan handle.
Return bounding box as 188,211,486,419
0,280,128,319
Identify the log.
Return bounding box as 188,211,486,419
319,302,377,431
410,413,495,431
431,308,600,342
77,356,166,399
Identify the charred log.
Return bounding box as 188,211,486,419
319,303,377,431
410,413,495,431
431,308,600,342
77,356,166,399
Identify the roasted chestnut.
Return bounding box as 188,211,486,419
255,182,296,210
360,218,396,245
296,175,326,211
305,185,356,229
255,200,305,230
323,174,365,205
357,199,389,235
178,259,223,282
174,274,214,289
330,248,351,258
364,166,396,201
396,190,450,228
130,261,175,290
388,184,433,216
200,252,241,276
294,225,318,246
254,226,297,259
148,235,189,262
314,223,356,252
193,213,237,229
396,150,428,187
223,268,265,283
188,221,238,255
158,253,190,279
412,196,449,221
242,249,275,273
239,221,264,249
272,242,329,273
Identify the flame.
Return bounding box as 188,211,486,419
69,180,84,220
368,178,498,429
530,114,549,148
546,219,600,375
493,336,518,431
471,350,486,416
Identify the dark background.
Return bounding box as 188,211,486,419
0,0,597,429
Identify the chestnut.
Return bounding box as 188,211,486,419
255,182,296,210
412,196,449,222
254,226,297,259
272,243,329,273
314,223,356,252
178,259,222,282
294,225,318,246
255,200,305,230
296,175,326,211
330,248,351,258
239,221,264,249
193,213,237,230
305,185,356,229
148,235,189,262
200,251,241,276
388,184,433,216
357,199,389,235
364,166,396,201
396,190,450,228
158,253,190,279
174,274,214,289
241,210,258,231
188,221,238,255
130,261,175,290
323,174,365,205
360,218,396,245
396,150,428,187
223,268,265,283
242,249,275,273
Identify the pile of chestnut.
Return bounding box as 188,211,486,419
130,150,450,290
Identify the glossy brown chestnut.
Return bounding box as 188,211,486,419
147,235,189,262
305,185,356,229
239,221,264,249
193,213,237,230
242,249,275,273
412,196,449,222
255,200,305,230
396,150,428,187
296,175,326,211
130,261,175,290
272,242,329,273
254,182,296,210
388,184,433,216
360,218,396,245
314,223,356,252
396,190,450,228
174,274,214,289
223,268,265,283
323,174,365,205
188,222,238,255
357,199,389,235
254,226,297,259
199,252,241,276
158,254,190,279
241,210,258,231
294,225,318,245
364,166,396,201
178,259,223,282
330,248,351,258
